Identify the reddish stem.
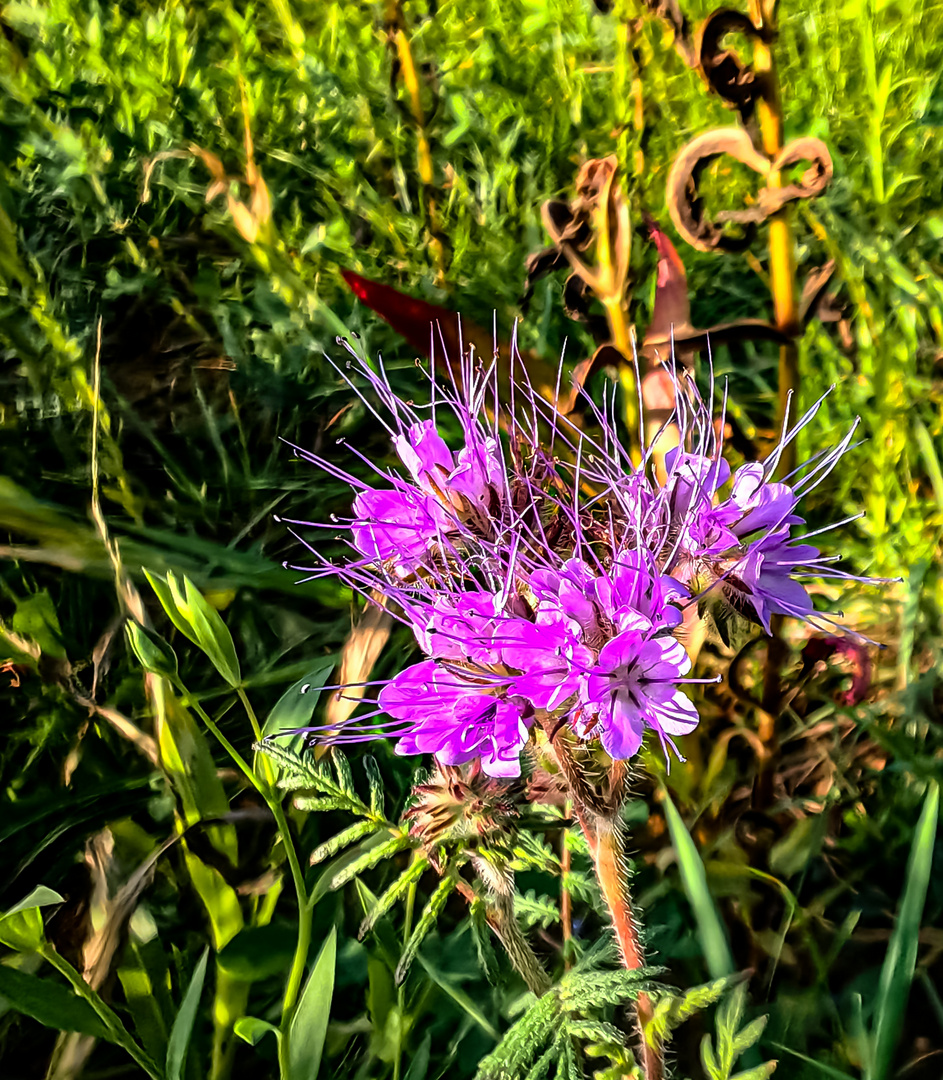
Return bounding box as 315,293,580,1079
573,804,663,1080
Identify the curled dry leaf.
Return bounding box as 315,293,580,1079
667,126,833,253
696,8,771,121
524,155,632,325
563,222,789,414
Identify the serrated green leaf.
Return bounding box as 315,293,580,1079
701,1030,723,1080
363,755,385,817
729,1065,777,1080
293,795,351,813
310,820,378,864
395,874,457,984
731,1015,768,1056
358,857,429,939
313,832,413,901
469,896,501,986
331,748,356,797
166,947,208,1080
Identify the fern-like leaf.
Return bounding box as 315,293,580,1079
358,857,429,939
309,820,379,865
395,873,457,984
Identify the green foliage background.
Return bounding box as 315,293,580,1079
0,0,941,1078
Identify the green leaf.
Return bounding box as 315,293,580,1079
144,569,240,686
363,755,385,817
11,590,67,660
234,1015,280,1046
144,568,193,641
181,574,241,686
0,966,108,1038
184,849,244,951
0,886,64,951
125,620,178,678
662,790,734,980
729,1066,776,1080
287,927,337,1080
417,953,500,1039
358,857,429,940
310,820,378,865
166,947,209,1080
217,924,296,980
259,660,334,765
769,1043,856,1079
311,832,414,903
403,1032,431,1080
395,875,457,985
870,782,939,1080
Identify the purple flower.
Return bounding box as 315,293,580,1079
393,420,455,493
350,485,448,572
497,617,594,712
378,660,531,777
579,618,699,760
280,338,881,773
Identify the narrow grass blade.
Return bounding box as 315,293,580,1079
287,926,337,1080
770,1042,857,1079
870,782,939,1080
166,947,209,1080
662,789,735,979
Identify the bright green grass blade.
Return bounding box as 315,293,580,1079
166,947,209,1080
287,927,337,1080
870,782,939,1080
662,789,735,980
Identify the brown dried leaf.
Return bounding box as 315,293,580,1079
696,8,768,120
323,597,393,733
667,127,833,252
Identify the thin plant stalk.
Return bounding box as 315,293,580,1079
541,720,663,1078
749,0,796,791
176,682,315,1075
575,806,662,1080
749,0,799,479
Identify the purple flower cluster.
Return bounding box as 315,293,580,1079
282,340,873,778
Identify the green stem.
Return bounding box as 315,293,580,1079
177,679,314,1078
174,681,264,796
236,686,264,742
394,876,419,1080
41,946,162,1080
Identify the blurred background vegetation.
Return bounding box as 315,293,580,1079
0,0,941,1078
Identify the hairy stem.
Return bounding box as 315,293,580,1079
575,808,662,1080
560,804,573,969
453,878,551,997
